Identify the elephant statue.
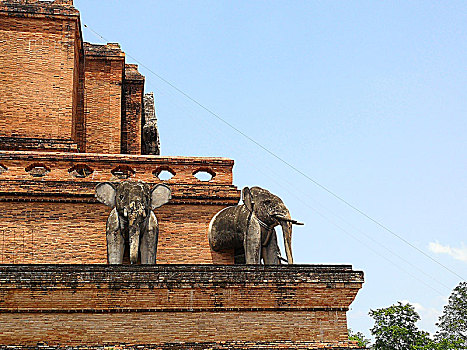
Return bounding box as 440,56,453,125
95,180,171,264
208,186,303,264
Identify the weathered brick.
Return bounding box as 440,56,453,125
122,64,145,155
0,2,146,155
83,42,125,154
0,265,365,347
0,2,82,150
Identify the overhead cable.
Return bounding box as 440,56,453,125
83,23,465,282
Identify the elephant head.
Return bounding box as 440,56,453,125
95,180,171,264
242,186,302,264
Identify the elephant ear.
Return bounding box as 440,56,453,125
242,187,254,212
150,184,171,209
95,182,116,207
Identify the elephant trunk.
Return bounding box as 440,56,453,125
280,220,293,264
128,203,145,264
129,224,140,264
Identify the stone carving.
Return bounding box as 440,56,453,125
208,186,303,264
95,180,171,264
142,92,160,155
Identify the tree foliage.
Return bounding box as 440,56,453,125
369,302,431,350
348,329,371,347
353,282,466,349
435,281,467,349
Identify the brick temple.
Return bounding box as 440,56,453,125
0,1,364,348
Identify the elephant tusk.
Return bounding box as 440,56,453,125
123,208,128,217
273,214,304,226
291,220,304,226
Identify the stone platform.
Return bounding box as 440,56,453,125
0,264,364,348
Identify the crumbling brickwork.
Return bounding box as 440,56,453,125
122,64,145,154
0,265,364,347
142,92,161,155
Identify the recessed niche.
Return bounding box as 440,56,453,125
25,163,50,177
0,164,7,175
68,164,93,178
193,168,215,182
153,167,175,181
111,165,135,179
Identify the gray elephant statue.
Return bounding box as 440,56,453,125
95,180,171,264
208,186,303,264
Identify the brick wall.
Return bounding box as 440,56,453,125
0,151,235,188
0,2,81,150
0,202,107,264
0,342,363,349
0,2,150,155
73,19,85,152
2,0,74,5
0,265,364,347
83,43,125,154
0,202,233,264
0,151,239,264
122,64,144,154
0,312,349,344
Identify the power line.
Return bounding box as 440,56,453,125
138,85,452,295
83,24,465,282
140,66,457,294
175,94,454,293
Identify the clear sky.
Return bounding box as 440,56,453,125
75,0,466,337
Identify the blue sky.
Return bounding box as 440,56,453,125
75,0,467,337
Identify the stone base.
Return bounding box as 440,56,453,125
0,264,364,348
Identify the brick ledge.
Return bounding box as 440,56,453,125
0,341,364,349
0,264,364,284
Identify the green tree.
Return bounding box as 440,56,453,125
369,302,431,350
427,338,465,350
348,328,371,348
435,281,467,349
